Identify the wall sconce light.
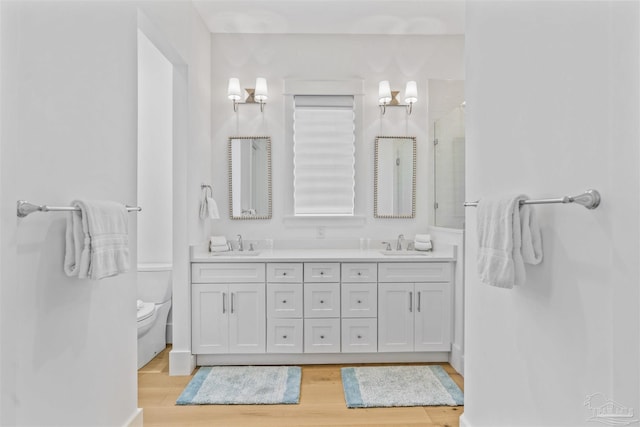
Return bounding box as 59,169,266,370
228,77,268,112
378,80,418,115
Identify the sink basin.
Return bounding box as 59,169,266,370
380,250,431,256
209,251,261,257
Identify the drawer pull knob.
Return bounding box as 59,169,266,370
320,300,324,304
320,335,325,339
283,272,287,276
282,300,287,304
357,300,362,304
283,335,287,339
357,272,362,276
357,335,362,339
320,271,324,275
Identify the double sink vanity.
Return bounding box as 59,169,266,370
190,244,456,365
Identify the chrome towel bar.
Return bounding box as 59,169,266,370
463,189,601,210
17,200,142,218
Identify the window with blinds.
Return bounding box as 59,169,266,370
293,95,355,216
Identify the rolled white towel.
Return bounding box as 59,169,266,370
415,234,431,243
414,241,432,251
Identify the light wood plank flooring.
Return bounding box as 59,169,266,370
138,346,464,427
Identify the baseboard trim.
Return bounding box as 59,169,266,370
169,348,196,376
449,343,464,376
124,408,143,427
459,413,472,427
196,352,450,366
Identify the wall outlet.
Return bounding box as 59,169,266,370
317,226,325,239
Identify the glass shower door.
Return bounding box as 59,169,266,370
434,106,465,229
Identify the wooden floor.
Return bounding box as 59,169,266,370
138,346,464,427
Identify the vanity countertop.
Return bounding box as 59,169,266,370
190,246,456,263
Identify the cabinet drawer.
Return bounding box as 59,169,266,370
267,263,303,283
304,283,340,318
304,318,341,353
304,263,340,282
266,318,303,353
192,263,265,283
266,283,303,318
341,263,377,283
378,262,451,283
341,283,377,318
342,318,377,353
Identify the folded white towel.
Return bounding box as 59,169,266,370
210,244,230,253
210,236,227,247
415,234,431,243
414,241,432,251
476,195,542,288
64,200,129,280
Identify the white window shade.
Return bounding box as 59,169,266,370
293,95,355,216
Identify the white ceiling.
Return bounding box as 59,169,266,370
192,0,465,35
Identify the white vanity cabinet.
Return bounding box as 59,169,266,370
191,263,266,354
378,262,452,352
341,263,377,352
303,263,341,353
266,263,304,353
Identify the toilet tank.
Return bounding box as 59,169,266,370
137,263,172,303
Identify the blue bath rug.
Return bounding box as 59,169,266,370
176,366,301,405
341,365,463,408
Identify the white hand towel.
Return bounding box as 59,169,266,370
200,186,220,220
210,236,227,247
476,195,542,288
415,234,432,243
210,244,230,252
65,200,129,280
414,241,432,251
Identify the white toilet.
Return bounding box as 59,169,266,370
137,263,172,369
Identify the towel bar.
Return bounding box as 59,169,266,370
463,189,601,210
17,200,142,218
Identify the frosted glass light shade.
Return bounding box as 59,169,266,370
378,80,392,104
227,78,242,101
255,77,268,102
404,81,418,104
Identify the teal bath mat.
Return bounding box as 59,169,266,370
176,366,301,405
341,365,463,408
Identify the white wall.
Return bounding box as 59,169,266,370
462,2,639,426
209,34,464,242
0,1,210,424
138,30,173,266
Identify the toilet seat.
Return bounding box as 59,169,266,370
137,302,156,322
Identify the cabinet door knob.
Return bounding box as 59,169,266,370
357,300,362,304
357,272,362,276
357,335,362,339
320,271,324,275
282,299,287,304
283,335,287,339
283,272,287,276
320,300,324,304
320,335,325,339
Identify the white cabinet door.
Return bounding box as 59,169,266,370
342,318,377,353
377,283,414,352
192,283,229,354
414,283,451,352
304,318,341,353
266,283,303,318
267,318,303,353
228,283,266,353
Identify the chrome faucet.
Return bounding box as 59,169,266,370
381,241,391,251
236,234,244,251
396,234,405,251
